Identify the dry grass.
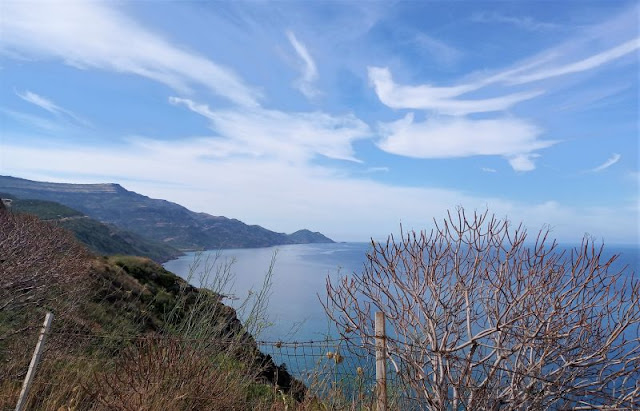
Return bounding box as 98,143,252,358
89,337,251,410
0,211,397,410
2,334,386,411
0,211,90,315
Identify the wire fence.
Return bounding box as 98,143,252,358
2,318,637,410
1,322,422,410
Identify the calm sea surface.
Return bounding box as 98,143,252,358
163,242,639,341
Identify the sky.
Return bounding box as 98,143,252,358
0,1,638,244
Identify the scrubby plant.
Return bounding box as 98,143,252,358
0,210,90,314
1,211,308,409
325,208,640,409
89,336,251,410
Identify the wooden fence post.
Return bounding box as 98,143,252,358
375,311,387,411
15,312,53,411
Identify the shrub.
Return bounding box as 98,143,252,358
0,211,90,314
324,208,640,409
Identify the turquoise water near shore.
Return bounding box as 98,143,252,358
163,242,639,341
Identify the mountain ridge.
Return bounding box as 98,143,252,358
1,193,183,262
0,175,334,250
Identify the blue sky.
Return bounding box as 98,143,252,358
1,1,638,244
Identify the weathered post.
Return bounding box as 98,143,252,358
375,311,387,411
15,312,53,411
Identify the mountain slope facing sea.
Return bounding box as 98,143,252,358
1,194,182,262
0,175,333,250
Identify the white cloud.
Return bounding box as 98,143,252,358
507,154,539,172
507,39,640,85
169,97,370,163
591,153,621,172
16,90,62,114
377,113,554,170
368,19,639,114
1,1,260,107
286,31,319,99
471,12,560,31
2,139,637,244
16,90,89,125
368,67,543,115
367,18,638,171
365,167,390,173
482,167,497,173
368,37,638,114
1,3,636,245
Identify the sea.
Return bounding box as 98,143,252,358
163,242,640,342
163,242,370,341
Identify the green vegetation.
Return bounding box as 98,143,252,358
60,217,182,262
0,211,309,410
2,195,181,262
0,175,334,250
6,197,633,408
5,195,83,219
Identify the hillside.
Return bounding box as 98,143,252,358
0,175,334,250
1,194,181,262
0,210,305,409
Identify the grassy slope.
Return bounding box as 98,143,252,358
0,208,306,409
6,196,83,219
60,218,182,262
4,195,182,262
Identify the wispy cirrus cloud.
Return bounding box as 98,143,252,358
368,38,639,114
507,39,640,85
591,153,621,172
369,9,639,172
169,97,370,163
16,90,90,126
368,67,543,115
471,11,560,31
365,167,390,173
17,90,63,114
286,31,319,99
369,66,550,170
1,1,260,107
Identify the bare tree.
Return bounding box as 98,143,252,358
324,209,639,409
